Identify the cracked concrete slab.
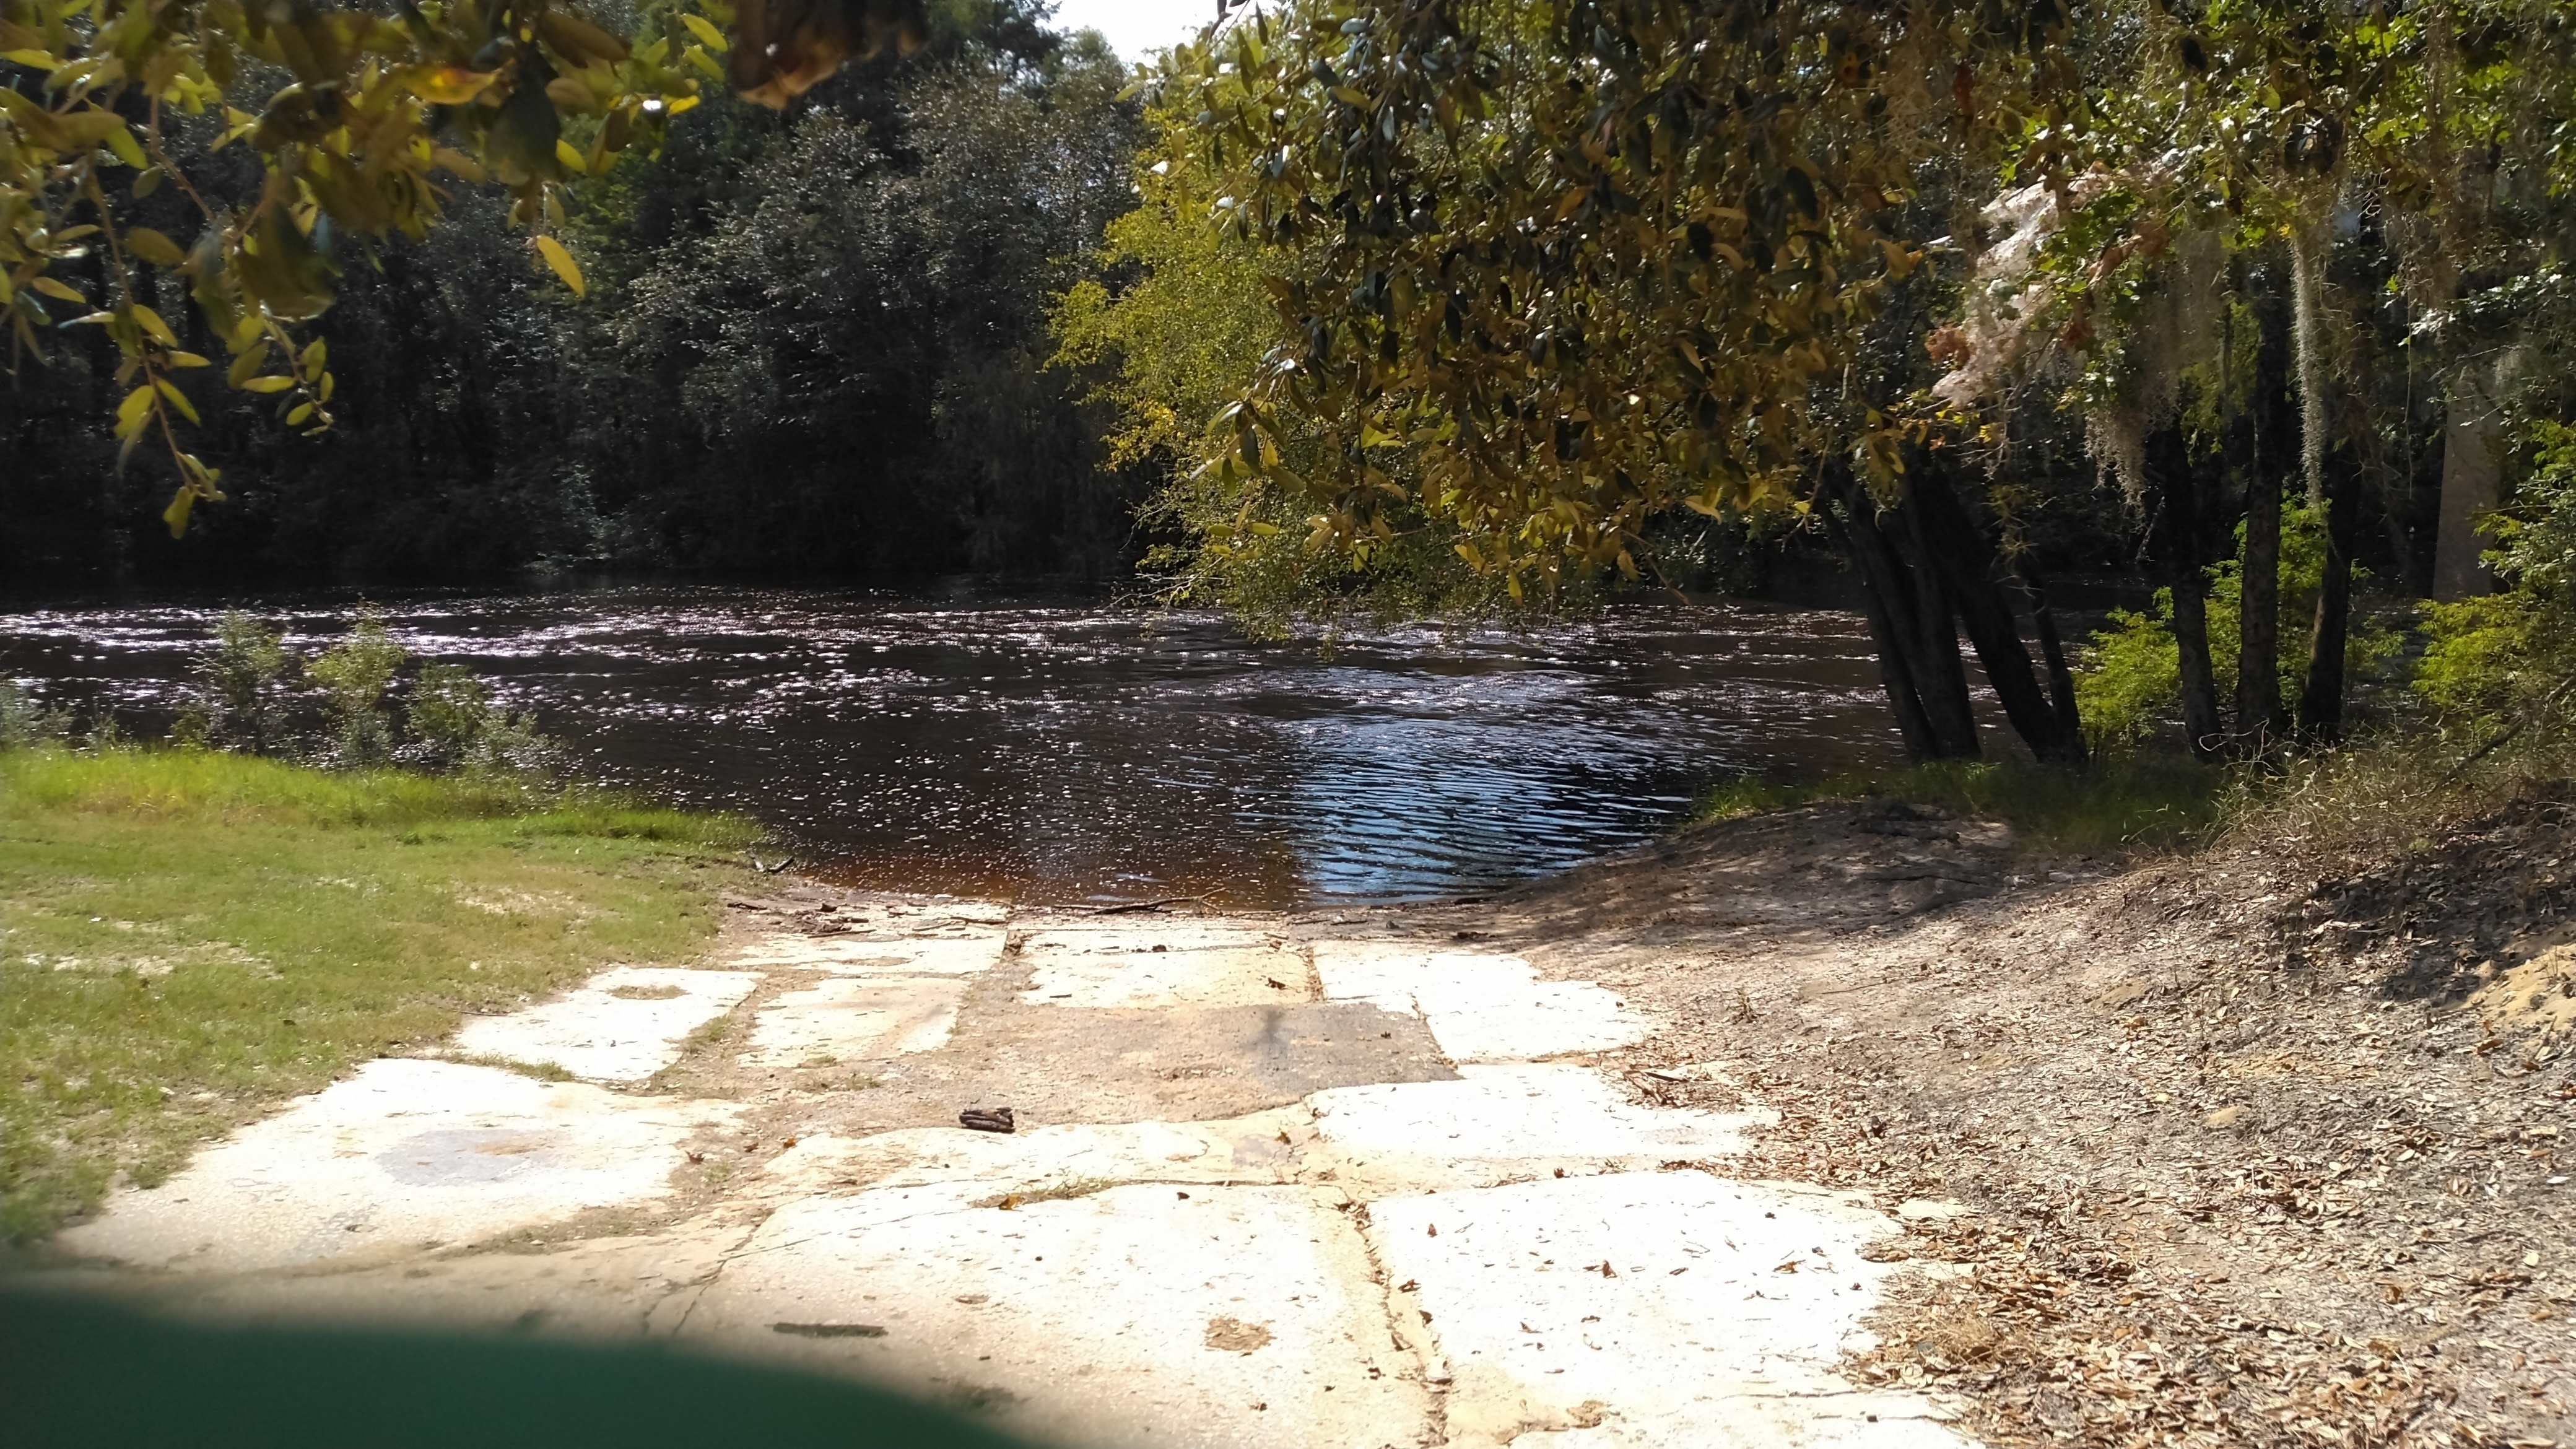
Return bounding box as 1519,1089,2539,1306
48,897,1977,1449
58,1060,739,1274
752,1110,1315,1200
681,1182,1429,1449
845,1001,1457,1128
743,975,967,1068
1312,943,1645,1061
1305,1064,1770,1191
452,965,762,1084
1365,1173,1969,1448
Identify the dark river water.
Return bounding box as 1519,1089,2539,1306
0,586,1915,906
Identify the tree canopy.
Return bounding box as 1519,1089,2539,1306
1058,0,2576,762
4,0,1143,577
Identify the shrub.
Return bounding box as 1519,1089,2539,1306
173,612,294,752
404,663,494,763
2416,422,2576,736
2077,502,2403,750
0,680,73,747
303,607,409,768
406,664,559,777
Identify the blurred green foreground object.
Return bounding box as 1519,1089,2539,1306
0,1287,1037,1448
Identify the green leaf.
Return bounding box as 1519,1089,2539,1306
131,305,181,348
154,376,199,424
227,342,271,387
103,123,147,169
162,486,196,539
534,235,586,297
240,375,296,393
115,385,155,437
126,227,188,268
285,401,315,425
679,14,728,53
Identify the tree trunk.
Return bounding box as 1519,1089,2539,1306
2014,564,2087,749
2147,427,2225,759
1910,459,2088,765
2237,266,2293,753
1892,505,1983,760
1831,508,1944,764
2298,453,2362,742
2432,357,2503,601
1827,474,1981,762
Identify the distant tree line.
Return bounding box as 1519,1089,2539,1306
2,0,1144,584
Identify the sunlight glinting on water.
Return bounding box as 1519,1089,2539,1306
1,588,1905,906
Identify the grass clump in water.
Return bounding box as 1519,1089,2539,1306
0,744,756,1245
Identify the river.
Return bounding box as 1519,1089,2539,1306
0,586,1913,906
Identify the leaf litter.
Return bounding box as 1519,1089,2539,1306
1431,796,2576,1448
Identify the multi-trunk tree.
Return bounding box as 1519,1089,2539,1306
1099,0,2576,764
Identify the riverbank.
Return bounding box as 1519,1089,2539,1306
12,747,2572,1447
1479,786,2576,1447
0,747,755,1242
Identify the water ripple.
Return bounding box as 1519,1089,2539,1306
0,585,1907,906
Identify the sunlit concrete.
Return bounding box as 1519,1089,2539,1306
726,930,1006,977
681,1182,1430,1449
1305,1064,1769,1191
1367,1173,1968,1448
58,1060,739,1274
1015,924,1309,1009
452,965,761,1084
751,1110,1315,1201
52,903,1975,1448
1312,942,1645,1061
741,975,966,1068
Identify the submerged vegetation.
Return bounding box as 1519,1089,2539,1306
161,607,557,773
0,742,754,1243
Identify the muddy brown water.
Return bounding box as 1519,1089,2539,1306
0,585,1921,906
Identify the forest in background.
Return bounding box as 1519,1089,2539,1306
9,0,2576,780
3,0,1144,582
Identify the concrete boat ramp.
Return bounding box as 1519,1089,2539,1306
48,892,1973,1448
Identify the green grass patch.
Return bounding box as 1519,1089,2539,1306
0,746,758,1244
1694,753,2229,853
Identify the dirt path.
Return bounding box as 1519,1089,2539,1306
35,882,1975,1448
1472,799,2576,1448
